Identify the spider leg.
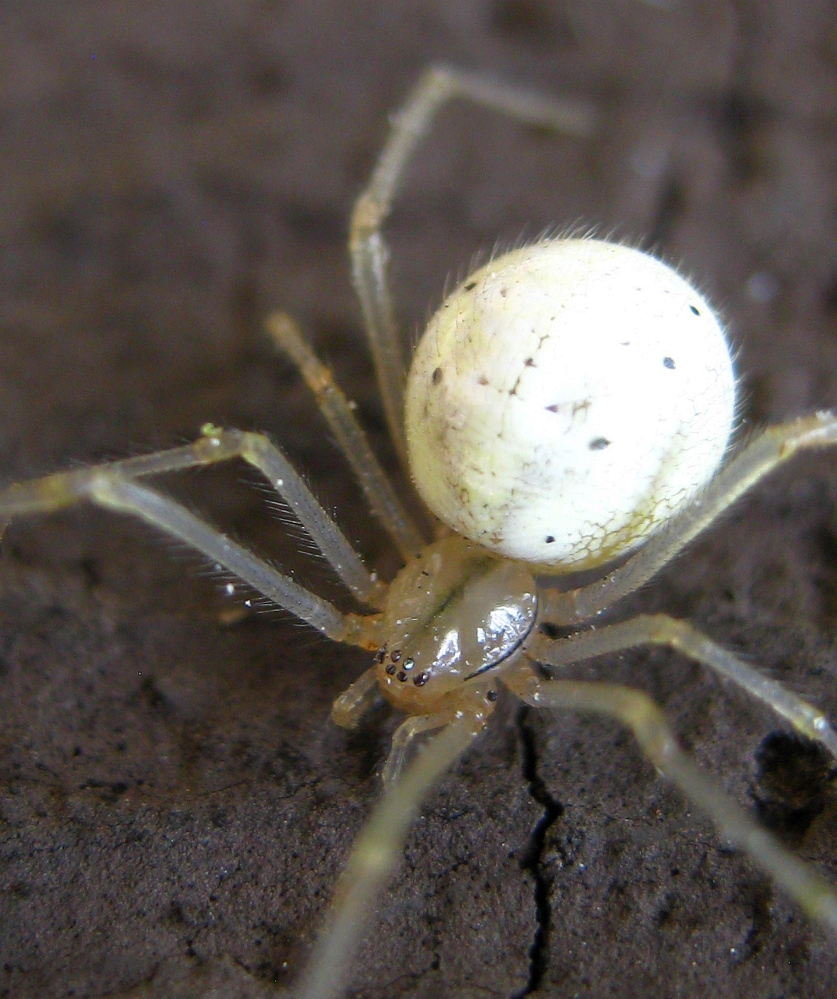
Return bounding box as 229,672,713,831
528,613,837,760
349,64,595,466
0,459,385,649
295,710,489,999
265,311,425,560
0,425,386,608
541,411,837,623
380,679,498,782
502,663,837,936
382,713,451,783
331,667,380,729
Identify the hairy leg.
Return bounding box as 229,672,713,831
0,424,386,608
95,475,382,647
266,311,425,560
0,456,384,648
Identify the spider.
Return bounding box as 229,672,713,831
4,67,837,999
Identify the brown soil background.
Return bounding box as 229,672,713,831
2,2,837,997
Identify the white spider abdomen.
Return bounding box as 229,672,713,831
405,238,736,569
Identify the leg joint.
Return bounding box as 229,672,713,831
349,195,386,246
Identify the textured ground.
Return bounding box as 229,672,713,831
2,2,837,998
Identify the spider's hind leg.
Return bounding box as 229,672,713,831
543,411,837,624
502,662,837,935
527,612,837,761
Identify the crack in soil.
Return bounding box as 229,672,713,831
512,706,564,998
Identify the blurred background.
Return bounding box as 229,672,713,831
1,3,836,997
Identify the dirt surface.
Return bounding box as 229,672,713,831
2,2,837,998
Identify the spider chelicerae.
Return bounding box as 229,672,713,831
4,67,837,999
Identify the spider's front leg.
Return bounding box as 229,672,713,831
0,429,386,649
